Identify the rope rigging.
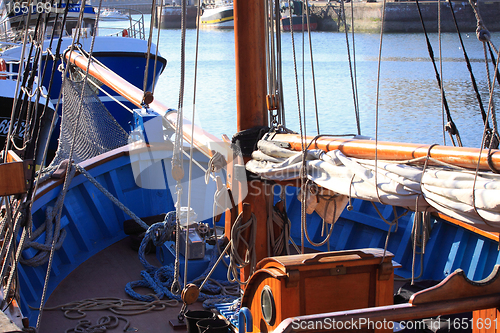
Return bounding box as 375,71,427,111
414,0,463,147
446,0,495,149
340,0,361,135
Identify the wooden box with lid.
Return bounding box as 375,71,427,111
241,248,395,332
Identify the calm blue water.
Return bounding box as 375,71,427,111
107,16,500,148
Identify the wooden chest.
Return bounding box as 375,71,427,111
241,248,395,332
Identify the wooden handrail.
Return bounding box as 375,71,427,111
272,134,500,171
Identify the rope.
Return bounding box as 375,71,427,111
72,163,149,231
341,0,361,135
40,297,176,319
415,0,462,147
303,0,320,134
446,0,492,148
36,0,101,328
65,315,129,333
141,0,157,105
374,0,387,206
205,151,226,184
126,221,238,305
227,212,256,285
269,200,292,255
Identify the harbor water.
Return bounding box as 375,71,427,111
104,15,500,148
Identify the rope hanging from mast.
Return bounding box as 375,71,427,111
446,0,497,149
414,0,463,147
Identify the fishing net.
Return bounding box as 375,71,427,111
49,73,128,167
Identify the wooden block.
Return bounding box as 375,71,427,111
473,308,499,333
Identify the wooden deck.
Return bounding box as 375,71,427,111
37,237,205,333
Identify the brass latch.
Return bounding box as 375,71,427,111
330,266,346,276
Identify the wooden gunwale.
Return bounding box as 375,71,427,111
34,141,181,200
272,133,500,171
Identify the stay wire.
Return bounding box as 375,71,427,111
141,0,157,104
304,0,320,134
152,1,164,95
341,0,361,135
287,0,306,253
36,0,103,328
374,0,387,206
183,0,203,290
447,0,491,147
415,0,462,147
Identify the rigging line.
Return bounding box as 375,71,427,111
32,0,73,197
141,0,156,103
85,79,134,113
171,0,189,298
2,0,36,161
447,0,491,144
36,1,103,329
350,0,360,135
483,45,499,148
470,45,500,228
28,0,61,167
2,3,61,306
302,181,335,247
485,44,500,143
152,0,163,95
414,0,462,147
265,0,272,98
341,0,360,135
183,0,203,290
374,0,387,206
439,0,445,146
20,3,55,161
276,0,285,126
304,0,320,134
287,0,306,254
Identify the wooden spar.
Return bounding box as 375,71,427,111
272,133,500,171
64,50,223,159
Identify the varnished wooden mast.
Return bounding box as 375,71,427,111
232,0,270,285
234,0,268,130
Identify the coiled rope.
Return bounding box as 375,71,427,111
125,220,238,307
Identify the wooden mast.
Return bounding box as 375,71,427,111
230,0,270,285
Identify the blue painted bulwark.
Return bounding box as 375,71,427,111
287,197,500,282
21,145,500,326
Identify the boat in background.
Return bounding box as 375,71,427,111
0,1,167,154
0,58,55,162
154,0,198,29
280,0,317,31
99,8,130,20
200,0,234,29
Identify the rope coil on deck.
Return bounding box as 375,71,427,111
125,219,239,307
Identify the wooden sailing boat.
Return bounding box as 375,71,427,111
3,0,500,331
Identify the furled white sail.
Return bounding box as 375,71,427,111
246,140,500,232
